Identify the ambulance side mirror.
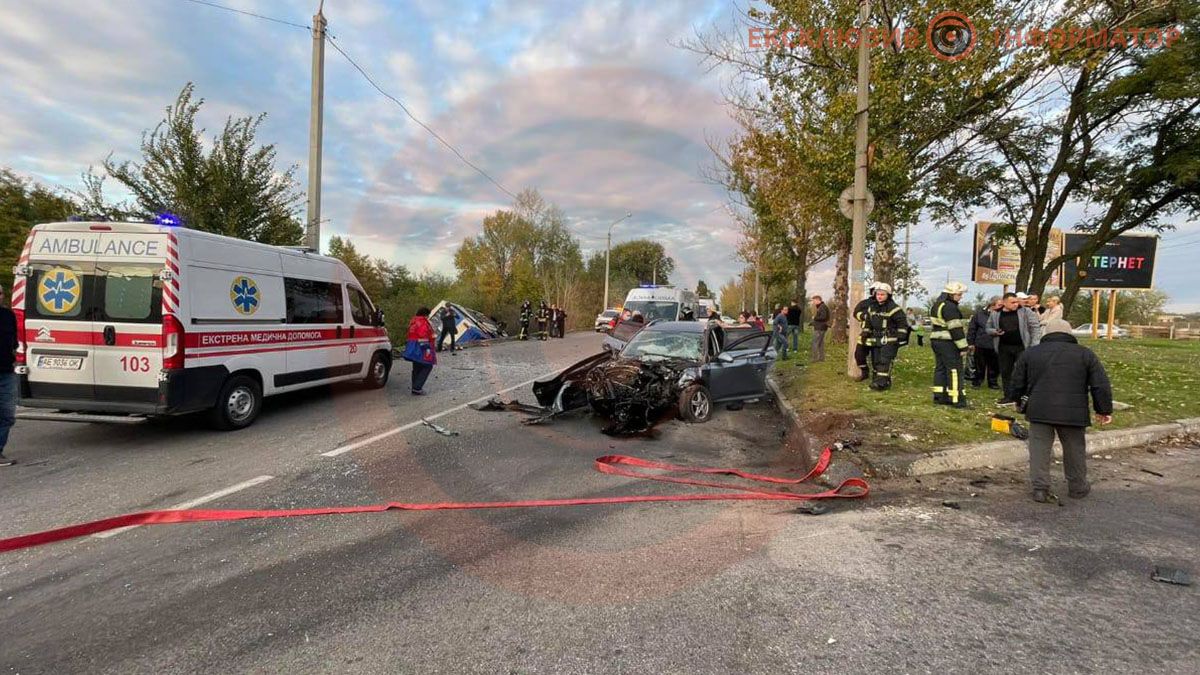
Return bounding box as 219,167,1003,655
11,264,30,278
373,309,386,327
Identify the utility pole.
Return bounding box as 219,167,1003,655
603,212,632,309
305,2,326,252
754,251,761,315
847,0,871,378
902,222,911,310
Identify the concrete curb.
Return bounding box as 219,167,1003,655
870,417,1200,477
767,370,1200,478
766,374,864,488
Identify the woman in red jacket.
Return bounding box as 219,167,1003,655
403,307,437,395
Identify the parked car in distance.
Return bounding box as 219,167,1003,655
1072,323,1130,339
595,309,620,332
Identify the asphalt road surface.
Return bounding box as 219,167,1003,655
1,332,1197,673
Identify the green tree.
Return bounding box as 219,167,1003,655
932,3,1199,312
1067,290,1170,327
0,169,76,294
327,235,408,303
105,83,304,245
609,240,674,285
696,279,711,297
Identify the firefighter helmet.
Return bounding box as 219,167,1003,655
873,282,893,295
944,281,968,295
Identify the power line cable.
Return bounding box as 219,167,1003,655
176,0,313,31
324,36,518,201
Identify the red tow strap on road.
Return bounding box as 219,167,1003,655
0,448,867,553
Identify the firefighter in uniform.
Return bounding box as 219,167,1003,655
854,282,908,390
931,282,970,407
518,300,532,340
536,301,550,340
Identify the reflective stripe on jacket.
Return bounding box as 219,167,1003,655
856,297,908,346
930,293,968,350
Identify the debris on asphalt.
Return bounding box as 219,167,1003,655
794,503,830,516
1028,545,1041,552
421,419,459,437
969,476,993,487
469,397,548,416
826,638,837,645
1140,468,1165,478
1151,566,1192,586
941,500,961,510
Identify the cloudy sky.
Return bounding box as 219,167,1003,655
2,0,1198,311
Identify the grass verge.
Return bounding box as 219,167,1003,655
772,333,1200,455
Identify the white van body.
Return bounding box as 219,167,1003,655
620,285,700,322
12,222,393,429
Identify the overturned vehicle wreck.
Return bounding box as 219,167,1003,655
532,321,775,434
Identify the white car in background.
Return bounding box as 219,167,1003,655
595,309,620,332
1072,323,1130,339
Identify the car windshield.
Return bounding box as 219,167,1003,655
623,301,679,321
621,330,703,362
601,310,618,318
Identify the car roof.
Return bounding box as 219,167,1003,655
642,321,705,333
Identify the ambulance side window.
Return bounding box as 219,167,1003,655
284,278,344,324
349,288,374,326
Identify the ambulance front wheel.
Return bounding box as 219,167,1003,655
364,352,391,389
211,375,263,430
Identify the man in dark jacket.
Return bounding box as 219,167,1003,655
786,299,803,352
554,305,567,338
437,305,457,353
967,296,1001,389
809,295,830,362
930,282,969,407
854,283,908,390
1010,319,1114,503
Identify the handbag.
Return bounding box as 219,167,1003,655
401,339,436,364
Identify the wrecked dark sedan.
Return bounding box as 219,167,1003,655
534,320,775,433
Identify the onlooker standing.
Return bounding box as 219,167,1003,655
809,295,830,362
436,305,457,353
554,305,567,338
772,305,789,360
967,296,1001,389
403,307,437,395
987,292,1042,404
786,299,803,352
1026,293,1044,315
548,304,560,338
1010,319,1114,503
906,308,924,347
1040,296,1063,326
0,287,17,467
751,312,765,332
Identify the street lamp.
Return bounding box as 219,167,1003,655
603,212,632,309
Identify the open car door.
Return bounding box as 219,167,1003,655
706,331,773,401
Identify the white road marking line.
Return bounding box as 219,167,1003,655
321,369,562,457
93,475,275,539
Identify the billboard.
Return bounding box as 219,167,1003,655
1063,233,1158,289
971,221,1063,287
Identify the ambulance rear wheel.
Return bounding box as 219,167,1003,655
364,352,391,389
211,375,262,430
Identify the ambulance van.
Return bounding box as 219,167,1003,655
11,221,393,430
